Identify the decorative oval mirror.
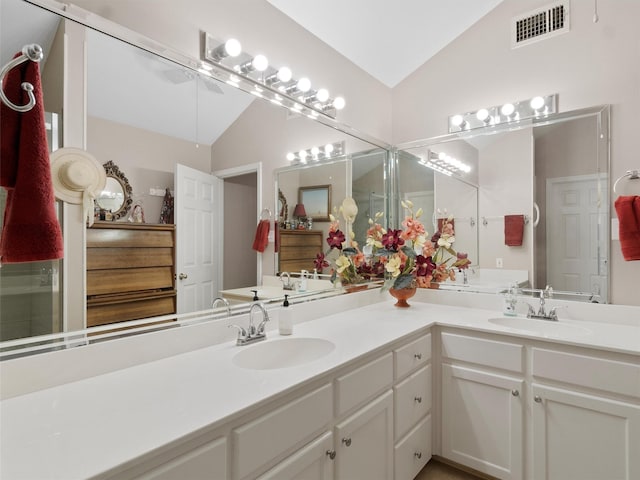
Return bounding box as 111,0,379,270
96,160,132,219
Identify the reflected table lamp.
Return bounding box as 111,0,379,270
293,203,307,229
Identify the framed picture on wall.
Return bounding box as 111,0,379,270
299,185,331,221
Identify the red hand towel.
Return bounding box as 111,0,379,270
1,53,63,263
614,195,640,261
437,217,454,233
504,215,525,246
252,219,270,253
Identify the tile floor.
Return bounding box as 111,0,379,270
415,459,488,480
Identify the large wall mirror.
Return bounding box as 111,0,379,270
0,0,389,350
397,105,610,303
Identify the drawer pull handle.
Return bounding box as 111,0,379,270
178,273,188,280
326,449,336,460
414,396,422,404
534,395,543,403
511,389,519,397
342,437,352,447
414,452,422,459
414,353,422,360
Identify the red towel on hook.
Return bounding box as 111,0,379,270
504,215,525,246
252,219,270,253
614,195,640,261
1,53,63,263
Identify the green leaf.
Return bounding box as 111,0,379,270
401,245,417,259
394,274,414,289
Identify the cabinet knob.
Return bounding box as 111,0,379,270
326,449,336,460
342,437,352,447
414,396,423,404
178,273,188,280
414,452,422,459
511,389,519,397
414,353,422,360
534,395,543,403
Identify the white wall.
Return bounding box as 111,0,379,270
392,0,640,305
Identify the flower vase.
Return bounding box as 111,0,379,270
389,286,417,308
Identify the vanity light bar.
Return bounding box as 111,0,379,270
448,94,557,133
421,150,471,177
287,141,345,165
202,33,345,119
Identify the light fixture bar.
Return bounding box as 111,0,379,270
286,141,345,165
203,33,345,119
448,94,557,133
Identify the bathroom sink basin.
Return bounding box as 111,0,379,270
488,317,592,336
232,337,336,370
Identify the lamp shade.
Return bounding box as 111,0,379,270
293,203,307,218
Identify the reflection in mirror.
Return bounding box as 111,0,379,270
398,105,609,302
95,161,132,219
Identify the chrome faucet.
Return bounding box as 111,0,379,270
212,297,231,317
526,287,561,321
228,302,270,345
459,268,469,285
280,271,295,290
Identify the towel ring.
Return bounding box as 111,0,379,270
613,169,640,193
260,208,272,220
0,44,43,113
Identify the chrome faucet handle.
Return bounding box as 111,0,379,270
525,302,537,317
547,305,566,321
228,323,248,339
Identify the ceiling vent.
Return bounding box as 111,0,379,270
511,2,570,48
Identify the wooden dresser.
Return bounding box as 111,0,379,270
278,229,324,273
86,223,176,327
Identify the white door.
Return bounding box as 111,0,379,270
546,175,608,300
175,164,221,314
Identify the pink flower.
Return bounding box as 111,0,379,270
401,217,425,241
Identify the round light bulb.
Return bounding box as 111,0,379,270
438,151,446,160
277,67,292,83
224,39,242,57
298,150,308,161
311,146,320,156
324,143,334,155
251,54,268,72
530,96,545,110
316,88,330,102
297,77,311,93
501,103,515,116
333,97,346,110
286,152,295,161
451,114,464,127
476,108,490,122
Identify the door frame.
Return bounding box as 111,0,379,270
213,162,263,288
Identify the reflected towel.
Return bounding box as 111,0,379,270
0,53,63,263
614,195,640,261
252,219,270,253
504,215,525,246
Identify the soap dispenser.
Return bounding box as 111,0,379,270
503,284,518,316
251,290,259,301
299,270,308,292
279,294,293,335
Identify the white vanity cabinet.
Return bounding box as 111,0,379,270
531,347,640,480
440,331,524,480
393,333,432,480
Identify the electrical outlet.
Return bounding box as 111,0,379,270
496,258,503,268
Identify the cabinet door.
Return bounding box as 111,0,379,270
441,364,523,480
532,383,640,480
334,390,393,480
258,432,334,480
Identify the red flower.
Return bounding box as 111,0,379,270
415,255,436,277
314,252,329,271
382,229,405,252
327,230,346,250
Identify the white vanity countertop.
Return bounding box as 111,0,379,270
1,299,638,479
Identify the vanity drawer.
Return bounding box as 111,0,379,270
441,332,524,373
395,333,431,379
394,414,431,480
394,365,431,440
336,353,393,416
233,383,333,480
533,348,640,398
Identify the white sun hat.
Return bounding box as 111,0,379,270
50,147,106,226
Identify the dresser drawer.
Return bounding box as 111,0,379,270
394,365,431,440
336,353,393,416
395,333,431,379
87,226,174,248
394,414,431,480
87,292,176,327
233,383,333,480
441,332,524,373
533,348,640,398
87,266,174,296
